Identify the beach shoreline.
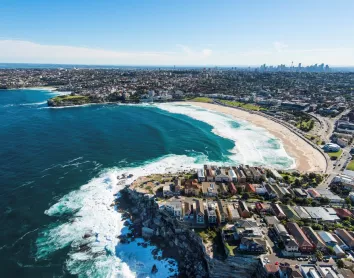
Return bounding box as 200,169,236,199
185,101,327,173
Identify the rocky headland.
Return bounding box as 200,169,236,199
117,187,259,278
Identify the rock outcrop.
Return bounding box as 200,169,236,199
119,188,259,278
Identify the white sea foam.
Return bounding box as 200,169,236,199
19,101,47,106
36,154,203,277
156,103,295,169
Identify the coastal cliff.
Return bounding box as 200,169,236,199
118,188,259,278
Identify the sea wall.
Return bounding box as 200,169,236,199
119,188,259,278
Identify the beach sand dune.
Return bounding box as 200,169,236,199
186,102,326,173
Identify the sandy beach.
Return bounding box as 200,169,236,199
186,102,327,173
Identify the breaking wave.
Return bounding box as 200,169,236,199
36,154,206,277
156,103,295,169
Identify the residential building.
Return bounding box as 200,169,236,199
335,229,354,249
271,203,286,219
292,206,311,220
218,183,229,196
162,182,174,197
333,175,354,190
255,202,269,215
227,203,240,222
207,207,217,224
307,189,321,199
183,201,194,221
294,188,308,198
184,179,200,196
265,184,278,199
197,168,205,182
165,199,183,219
333,234,350,251
249,167,262,182
228,168,237,182
333,244,346,258
246,183,256,193
285,236,299,252
234,167,246,183
240,237,267,253
215,168,230,182
238,200,251,218
303,207,340,222
302,226,327,252
264,216,279,227
317,231,338,246
196,200,205,224
174,179,181,195
253,183,267,195
286,222,314,253
334,208,353,219
229,182,237,195
274,223,291,242
241,165,254,182
201,182,218,197
316,189,344,204
205,168,215,182
216,200,228,224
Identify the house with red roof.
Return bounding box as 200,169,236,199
229,182,237,195
334,208,353,219
246,183,256,193
307,189,321,199
286,222,314,253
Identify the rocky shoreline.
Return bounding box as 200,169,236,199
117,187,259,278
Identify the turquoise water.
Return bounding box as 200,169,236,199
0,89,294,277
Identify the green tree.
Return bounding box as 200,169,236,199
294,178,301,187
337,259,344,268
316,250,324,261
319,197,330,205
327,246,335,255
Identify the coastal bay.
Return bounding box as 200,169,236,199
0,88,323,277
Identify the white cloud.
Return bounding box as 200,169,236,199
0,39,353,66
273,41,288,52
0,40,212,65
177,44,212,57
202,49,212,57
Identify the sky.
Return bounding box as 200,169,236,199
0,0,354,66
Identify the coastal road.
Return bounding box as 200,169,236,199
319,146,353,189
309,109,351,143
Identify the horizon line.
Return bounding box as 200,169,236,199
1,62,354,68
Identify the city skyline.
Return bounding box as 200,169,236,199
1,0,354,66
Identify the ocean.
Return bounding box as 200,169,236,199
0,89,294,277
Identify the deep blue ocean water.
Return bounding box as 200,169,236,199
0,89,235,277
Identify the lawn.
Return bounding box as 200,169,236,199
296,119,314,132
280,173,297,184
328,149,343,159
196,228,217,243
189,97,213,103
304,134,323,146
218,99,266,111
347,160,354,171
